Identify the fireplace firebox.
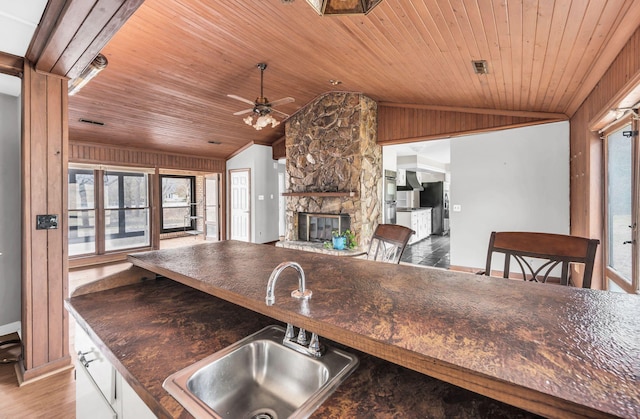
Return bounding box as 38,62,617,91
298,213,350,242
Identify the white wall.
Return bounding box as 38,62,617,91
0,93,21,334
226,144,280,243
449,121,570,269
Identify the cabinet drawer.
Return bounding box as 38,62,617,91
75,324,116,404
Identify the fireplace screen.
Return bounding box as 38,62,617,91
298,213,350,242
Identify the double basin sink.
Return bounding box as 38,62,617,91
163,325,359,419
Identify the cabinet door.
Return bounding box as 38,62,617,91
76,360,117,419
120,374,157,419
423,210,432,236
410,213,419,243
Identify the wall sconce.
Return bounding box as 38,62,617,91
68,54,108,96
305,0,383,15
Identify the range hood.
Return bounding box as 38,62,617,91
397,171,424,191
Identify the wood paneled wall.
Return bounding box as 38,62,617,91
570,27,640,289
377,104,566,144
20,62,71,382
69,141,226,172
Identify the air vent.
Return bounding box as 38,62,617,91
472,60,488,74
79,118,105,126
208,140,222,145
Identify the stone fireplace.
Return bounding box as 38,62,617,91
283,92,381,249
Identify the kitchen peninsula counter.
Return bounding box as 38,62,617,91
69,241,639,418
67,278,538,418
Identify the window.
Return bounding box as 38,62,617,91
104,170,150,251
603,116,640,293
160,175,196,233
68,165,151,257
68,168,96,256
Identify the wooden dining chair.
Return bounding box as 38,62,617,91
480,231,599,288
366,224,415,264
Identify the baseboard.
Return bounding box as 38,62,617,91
0,321,21,337
15,355,73,386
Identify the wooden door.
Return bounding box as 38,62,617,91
229,169,250,242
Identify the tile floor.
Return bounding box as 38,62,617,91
400,234,450,269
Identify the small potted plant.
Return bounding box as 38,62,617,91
328,229,356,250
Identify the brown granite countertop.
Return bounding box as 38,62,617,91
67,278,540,419
124,241,640,418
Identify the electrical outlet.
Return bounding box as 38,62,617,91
452,204,462,212
36,214,59,230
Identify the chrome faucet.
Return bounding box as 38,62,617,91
265,261,312,306
265,262,322,357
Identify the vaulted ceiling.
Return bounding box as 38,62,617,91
44,1,640,159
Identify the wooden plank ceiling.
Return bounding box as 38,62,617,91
65,0,640,159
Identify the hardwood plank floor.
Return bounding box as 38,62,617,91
0,362,75,418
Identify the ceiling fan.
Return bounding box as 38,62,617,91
227,63,294,130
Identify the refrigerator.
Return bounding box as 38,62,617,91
419,181,445,235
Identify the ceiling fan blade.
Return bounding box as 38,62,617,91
227,94,255,106
269,97,295,107
233,108,254,116
272,108,290,118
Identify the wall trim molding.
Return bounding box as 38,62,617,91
0,321,21,337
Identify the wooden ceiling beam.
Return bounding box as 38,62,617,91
0,52,25,78
378,102,568,120
27,0,145,79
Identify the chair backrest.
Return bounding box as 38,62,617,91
482,231,599,288
366,224,415,264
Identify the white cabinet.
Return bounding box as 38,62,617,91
396,169,406,186
396,209,432,244
76,358,117,419
120,374,157,419
75,324,157,419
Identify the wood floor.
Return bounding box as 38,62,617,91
0,362,75,418
2,236,205,419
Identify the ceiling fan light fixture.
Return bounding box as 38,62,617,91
245,114,280,130
229,62,293,130
306,0,383,15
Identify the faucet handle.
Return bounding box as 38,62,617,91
308,333,324,357
285,323,296,340
296,328,308,345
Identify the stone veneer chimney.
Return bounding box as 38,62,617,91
284,92,382,248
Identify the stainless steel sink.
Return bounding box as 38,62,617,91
163,325,359,419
